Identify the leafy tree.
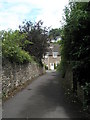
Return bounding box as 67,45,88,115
49,28,61,40
2,30,33,63
19,20,49,65
58,2,90,110
60,2,90,89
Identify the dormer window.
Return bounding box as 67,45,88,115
53,52,58,58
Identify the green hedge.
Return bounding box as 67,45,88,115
2,30,33,63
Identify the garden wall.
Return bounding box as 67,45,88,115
2,59,45,98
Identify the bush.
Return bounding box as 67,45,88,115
2,30,33,63
54,63,57,69
57,60,67,78
45,65,48,70
83,83,90,110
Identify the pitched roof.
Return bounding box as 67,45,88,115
47,44,60,56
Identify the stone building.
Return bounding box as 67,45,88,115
42,43,61,70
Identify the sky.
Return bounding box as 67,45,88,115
0,0,69,31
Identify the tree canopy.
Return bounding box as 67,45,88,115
19,20,49,65
2,30,33,63
49,28,61,40
2,20,49,65
60,2,90,86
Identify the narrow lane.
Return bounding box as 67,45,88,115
3,71,85,118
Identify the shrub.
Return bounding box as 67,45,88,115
45,65,48,70
2,30,33,63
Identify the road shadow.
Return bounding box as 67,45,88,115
20,72,87,118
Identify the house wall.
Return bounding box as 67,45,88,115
44,56,61,70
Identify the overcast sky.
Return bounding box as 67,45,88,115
0,0,69,30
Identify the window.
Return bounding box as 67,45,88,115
53,52,58,58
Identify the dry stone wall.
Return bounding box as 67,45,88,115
2,59,45,98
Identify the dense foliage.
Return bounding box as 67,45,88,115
60,2,90,105
2,30,33,63
19,20,49,65
49,28,61,40
1,21,49,65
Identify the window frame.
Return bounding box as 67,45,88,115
53,52,58,58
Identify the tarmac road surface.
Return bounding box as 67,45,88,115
2,71,86,118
